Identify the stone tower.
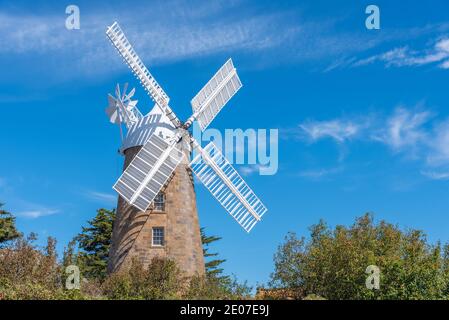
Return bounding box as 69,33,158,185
107,106,205,276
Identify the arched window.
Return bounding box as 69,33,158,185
154,192,165,211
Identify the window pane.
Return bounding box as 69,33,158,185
154,192,165,211
152,227,164,246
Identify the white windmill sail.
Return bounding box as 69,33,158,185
113,133,183,211
190,141,267,232
188,59,242,131
106,22,181,128
105,94,123,124
105,84,141,128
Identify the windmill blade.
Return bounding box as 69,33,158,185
106,94,121,124
113,134,183,211
106,105,121,124
190,140,267,232
122,82,129,100
189,59,242,131
126,99,140,115
125,87,136,101
106,85,141,128
115,83,121,99
106,22,181,128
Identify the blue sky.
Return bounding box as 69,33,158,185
1,0,449,288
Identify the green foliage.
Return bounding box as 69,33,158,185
303,294,326,300
98,227,254,300
73,208,116,280
101,258,181,300
201,227,227,280
200,228,252,297
270,213,449,300
185,275,252,300
100,257,252,300
0,206,251,300
0,203,21,246
0,234,69,300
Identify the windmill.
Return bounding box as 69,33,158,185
104,22,268,275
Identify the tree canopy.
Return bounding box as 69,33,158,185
201,227,227,280
0,203,21,246
270,213,449,299
70,208,116,280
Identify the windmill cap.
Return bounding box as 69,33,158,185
120,104,176,153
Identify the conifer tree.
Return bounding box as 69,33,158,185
201,227,229,283
74,208,116,279
0,202,21,246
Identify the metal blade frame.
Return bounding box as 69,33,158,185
185,59,242,131
113,134,184,211
106,22,181,128
189,140,267,232
107,89,141,128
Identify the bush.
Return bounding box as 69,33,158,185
100,258,252,300
0,239,252,300
0,235,66,299
270,213,449,300
184,275,252,300
101,257,182,299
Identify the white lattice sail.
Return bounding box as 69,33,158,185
190,59,242,131
113,134,183,211
190,142,267,232
106,22,180,127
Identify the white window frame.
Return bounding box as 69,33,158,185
154,192,165,211
152,227,165,246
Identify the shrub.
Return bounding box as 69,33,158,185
184,275,252,300
101,257,182,299
0,235,64,299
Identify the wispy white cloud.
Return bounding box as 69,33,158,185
294,105,449,181
420,170,449,180
440,59,449,69
353,38,449,70
299,119,361,143
0,2,301,79
0,13,71,53
134,15,296,64
239,164,270,176
298,166,343,180
17,208,59,219
84,190,117,206
0,176,61,218
3,2,448,81
426,120,449,166
371,107,431,152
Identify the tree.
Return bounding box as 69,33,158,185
73,208,116,280
0,203,21,246
269,213,449,300
201,228,228,281
196,228,252,299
